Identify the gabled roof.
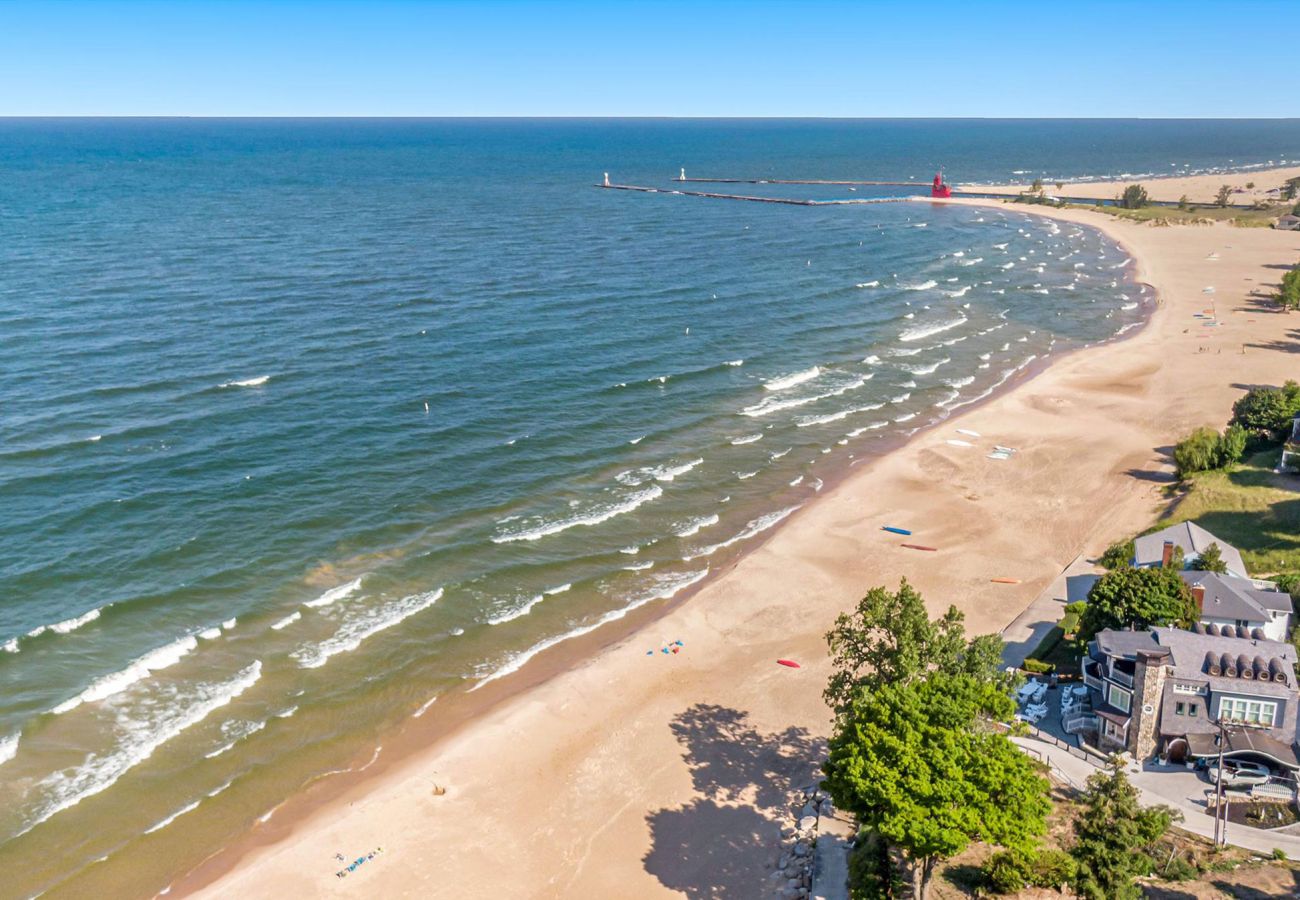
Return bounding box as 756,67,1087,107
1182,570,1291,622
1091,626,1296,695
1134,522,1247,578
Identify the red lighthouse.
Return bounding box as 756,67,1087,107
931,171,952,199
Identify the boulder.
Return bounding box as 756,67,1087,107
798,815,818,832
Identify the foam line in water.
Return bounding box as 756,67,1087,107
2,637,18,653
21,607,104,645
271,610,302,630
763,366,820,392
899,315,967,343
412,696,438,718
50,634,200,715
543,583,571,595
0,731,18,767
730,433,763,445
486,593,545,626
292,588,442,669
674,513,720,538
684,506,800,561
740,375,871,418
304,576,365,609
218,375,270,388
18,662,262,838
470,568,710,691
491,485,663,543
143,799,203,835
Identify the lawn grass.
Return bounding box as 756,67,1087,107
1024,604,1085,674
1080,203,1288,227
1161,448,1300,576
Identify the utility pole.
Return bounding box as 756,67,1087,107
1213,719,1234,848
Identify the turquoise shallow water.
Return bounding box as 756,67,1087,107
1,119,1297,895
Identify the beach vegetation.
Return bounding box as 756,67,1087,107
822,673,1050,900
823,579,1010,717
1191,541,1228,573
1231,381,1300,438
1246,182,1256,190
1284,177,1300,201
1076,566,1197,643
1178,194,1190,210
1070,760,1179,900
1030,177,1043,193
1117,184,1148,210
1173,424,1246,478
1276,264,1300,312
1100,538,1135,570
1215,184,1234,207
982,846,1077,894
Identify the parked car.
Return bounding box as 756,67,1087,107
1207,760,1271,787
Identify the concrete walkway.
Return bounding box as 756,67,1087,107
1015,733,1300,859
999,554,1098,668
810,811,854,900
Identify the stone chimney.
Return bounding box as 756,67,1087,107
1161,541,1175,567
1131,647,1172,760
1191,585,1206,614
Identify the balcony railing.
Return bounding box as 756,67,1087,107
1083,672,1102,691
1108,668,1134,689
1064,715,1099,735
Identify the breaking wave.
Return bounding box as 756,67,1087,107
292,588,442,669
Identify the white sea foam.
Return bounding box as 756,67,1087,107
855,280,880,288
222,618,236,630
1121,302,1138,311
724,359,744,367
944,376,976,388
902,279,938,291
271,610,302,631
795,401,885,427
470,568,712,691
846,421,889,437
619,545,640,555
292,588,442,669
623,561,654,571
0,732,18,766
740,374,871,417
544,583,572,595
730,433,763,445
737,471,757,480
770,448,791,460
894,412,918,423
932,390,960,407
2,637,17,654
1000,262,1015,269
958,257,983,266
20,662,262,838
675,514,720,538
899,315,966,343
862,354,882,364
43,608,102,635
493,485,663,543
944,286,970,298
198,627,222,640
764,366,821,392
51,634,200,715
144,799,202,835
684,506,800,561
412,696,438,718
304,576,365,609
899,357,951,376
219,375,270,389
486,593,546,626
276,705,297,719
205,719,267,759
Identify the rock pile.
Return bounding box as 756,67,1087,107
765,783,834,899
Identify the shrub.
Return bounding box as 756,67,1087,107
1217,423,1248,466
1118,184,1148,210
1231,381,1300,437
1273,847,1288,861
1023,658,1055,674
1173,427,1222,478
1278,266,1300,312
1100,539,1135,570
1032,848,1078,889
1177,194,1189,210
1274,573,1300,599
1216,184,1234,207
982,847,1078,893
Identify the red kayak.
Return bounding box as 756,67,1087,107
901,543,938,552
777,659,801,668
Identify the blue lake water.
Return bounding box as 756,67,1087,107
1,118,1298,896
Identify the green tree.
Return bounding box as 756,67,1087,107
823,674,1050,900
1216,423,1248,467
1215,184,1234,207
1231,381,1300,437
1192,542,1228,573
1099,539,1135,570
1030,177,1043,193
1277,266,1300,312
1118,184,1148,210
1077,566,1197,643
1177,194,1189,211
1173,426,1222,478
1284,177,1300,201
1070,760,1179,900
823,579,1009,717
1246,181,1256,190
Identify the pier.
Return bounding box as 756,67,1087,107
676,177,931,186
596,182,913,206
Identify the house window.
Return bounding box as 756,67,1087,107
1189,704,1198,717
1175,702,1185,716
1107,682,1132,713
1173,683,1203,695
1217,697,1278,726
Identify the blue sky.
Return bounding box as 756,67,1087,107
0,0,1294,117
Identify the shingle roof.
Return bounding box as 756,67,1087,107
1134,522,1247,578
1092,626,1296,695
1182,570,1290,622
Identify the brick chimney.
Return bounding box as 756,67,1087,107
1191,585,1206,613
1161,541,1175,567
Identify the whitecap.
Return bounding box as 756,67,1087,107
730,434,763,445
894,412,918,423
470,569,711,690
684,506,800,561
795,401,885,427
0,732,18,766
19,662,261,837
492,485,663,543
49,608,102,635
304,576,365,609
899,357,951,376
218,375,270,389
899,315,967,343
1,637,16,654
144,799,202,835
292,589,442,669
51,634,200,715
944,286,970,298
544,583,572,595
770,448,791,460
944,376,975,388
271,611,302,631
412,696,438,718
855,280,880,288
737,471,758,480
486,594,546,625
724,359,744,367
764,366,821,392
198,627,222,641
902,279,938,291
623,561,654,571
740,374,871,418
674,514,720,538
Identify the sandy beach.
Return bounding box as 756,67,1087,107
970,164,1300,204
176,175,1300,899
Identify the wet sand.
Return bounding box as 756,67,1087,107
176,177,1300,900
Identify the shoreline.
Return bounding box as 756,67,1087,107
167,182,1300,899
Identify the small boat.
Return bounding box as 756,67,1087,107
990,577,1020,584
881,525,912,535
777,659,801,668
901,543,938,552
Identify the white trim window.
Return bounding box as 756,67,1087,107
1107,682,1132,713
1216,697,1278,726
1173,683,1204,695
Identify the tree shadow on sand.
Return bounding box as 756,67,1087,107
643,704,826,899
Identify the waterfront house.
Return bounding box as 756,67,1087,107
1077,626,1300,771
1275,214,1300,231
1133,522,1247,577
1181,570,1293,642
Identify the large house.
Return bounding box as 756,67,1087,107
1079,625,1300,772
1132,523,1291,640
